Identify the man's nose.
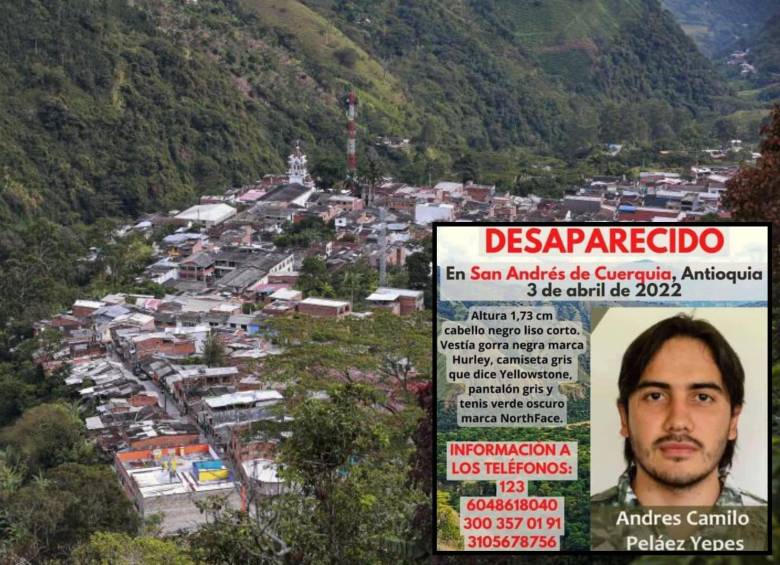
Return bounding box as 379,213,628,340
663,396,693,432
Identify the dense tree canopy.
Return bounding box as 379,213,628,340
0,403,94,474
1,463,140,561
264,310,431,406
273,217,334,249
273,384,423,563
72,532,194,565
723,105,780,247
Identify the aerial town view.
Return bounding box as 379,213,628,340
0,0,779,562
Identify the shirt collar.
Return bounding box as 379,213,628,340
616,468,743,506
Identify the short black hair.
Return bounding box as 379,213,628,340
617,314,744,475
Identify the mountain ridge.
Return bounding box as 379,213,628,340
748,12,780,85
0,0,730,224
661,0,780,57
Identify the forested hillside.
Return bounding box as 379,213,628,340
301,0,725,150
0,0,349,223
661,0,780,57
0,0,730,225
749,13,780,84
0,0,769,330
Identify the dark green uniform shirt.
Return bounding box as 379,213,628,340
591,469,767,507
591,470,768,551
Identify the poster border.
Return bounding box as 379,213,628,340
431,220,772,556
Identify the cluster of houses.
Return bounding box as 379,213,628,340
558,166,740,222
331,164,739,224
119,145,747,266
30,145,432,534
33,292,290,533
31,139,745,534
726,49,756,76
122,146,435,291
699,139,760,162
35,278,423,532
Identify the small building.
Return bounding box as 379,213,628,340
51,314,85,334
253,202,296,224
237,189,266,204
224,314,263,334
215,253,295,295
643,190,685,209
72,300,106,319
268,288,302,303
241,459,288,496
228,421,282,464
366,244,407,269
212,250,250,279
243,282,286,303
365,287,424,315
388,186,418,213
463,182,495,203
639,172,680,185
297,297,352,318
179,253,215,282
92,304,130,327
563,195,601,215
164,366,241,403
115,444,240,534
174,204,237,227
434,181,464,201
707,174,732,191
111,312,157,332
414,203,455,225
263,300,297,317
267,272,299,285
124,420,201,451
491,195,517,221
201,390,284,432
128,333,197,363
68,334,106,359
215,267,268,295
327,194,364,213
258,183,314,208
615,206,684,222
162,233,208,258
144,258,179,285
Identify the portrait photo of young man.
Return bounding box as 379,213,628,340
591,309,768,508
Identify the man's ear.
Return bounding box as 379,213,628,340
617,401,629,438
728,404,742,441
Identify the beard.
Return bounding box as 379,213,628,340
630,433,728,490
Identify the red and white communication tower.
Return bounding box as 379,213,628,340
345,88,358,182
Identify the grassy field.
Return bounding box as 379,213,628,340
726,108,772,127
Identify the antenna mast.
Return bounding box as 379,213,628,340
345,88,359,193
379,207,387,286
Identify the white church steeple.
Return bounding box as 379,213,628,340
287,141,308,186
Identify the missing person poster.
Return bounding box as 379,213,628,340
434,222,771,555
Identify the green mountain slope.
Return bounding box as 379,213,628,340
0,0,353,222
0,0,727,224
302,0,724,145
661,0,780,57
749,13,780,84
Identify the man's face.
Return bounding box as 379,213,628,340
618,336,741,489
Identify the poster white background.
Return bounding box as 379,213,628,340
590,307,768,499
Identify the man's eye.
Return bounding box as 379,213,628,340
695,393,714,403
644,392,664,401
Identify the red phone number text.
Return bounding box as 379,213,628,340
466,534,558,550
